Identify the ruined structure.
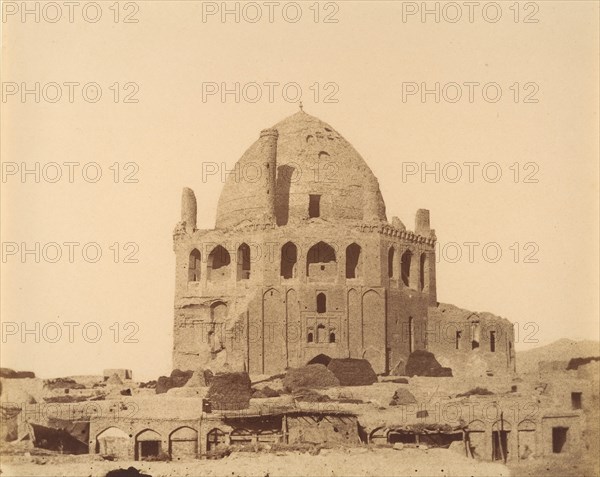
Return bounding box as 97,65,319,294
172,110,513,376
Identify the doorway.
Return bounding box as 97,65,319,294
492,430,509,461
552,427,568,453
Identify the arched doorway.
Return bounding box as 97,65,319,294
169,426,198,461
135,429,162,461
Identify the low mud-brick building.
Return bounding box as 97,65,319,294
172,110,513,375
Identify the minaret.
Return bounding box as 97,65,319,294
181,187,197,231
258,128,278,223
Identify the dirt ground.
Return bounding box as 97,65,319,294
507,451,600,477
1,447,510,477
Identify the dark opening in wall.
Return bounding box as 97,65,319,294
552,427,568,453
490,331,496,352
188,249,201,282
455,331,462,350
388,432,416,444
280,242,298,279
140,441,160,460
307,331,314,343
309,194,321,218
237,243,251,280
317,293,327,313
306,241,337,278
346,243,361,279
207,245,231,282
388,247,395,278
401,250,412,286
571,392,583,410
329,331,336,343
492,430,509,461
206,428,226,452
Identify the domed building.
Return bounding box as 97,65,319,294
172,110,514,376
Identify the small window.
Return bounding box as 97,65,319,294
329,331,336,343
571,392,582,410
490,331,496,352
309,195,321,218
317,293,327,313
307,331,314,343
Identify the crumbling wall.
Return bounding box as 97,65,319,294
427,303,515,377
286,414,358,445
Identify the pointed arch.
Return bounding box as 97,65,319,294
208,245,231,283
237,243,251,280
280,242,298,279
188,249,201,282
306,241,337,279
401,250,413,286
346,243,361,279
388,247,396,278
316,292,327,313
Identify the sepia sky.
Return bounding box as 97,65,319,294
1,1,598,380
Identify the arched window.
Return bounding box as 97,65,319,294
388,247,395,278
188,249,201,282
307,329,314,343
280,242,297,279
306,241,337,278
419,253,427,291
237,243,251,280
316,293,327,313
401,250,412,286
346,243,361,279
208,245,231,282
329,330,336,343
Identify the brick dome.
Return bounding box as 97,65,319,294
215,110,387,229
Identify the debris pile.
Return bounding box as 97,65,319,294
405,350,452,377
283,364,340,392
327,358,377,386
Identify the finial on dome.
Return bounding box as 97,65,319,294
299,101,303,112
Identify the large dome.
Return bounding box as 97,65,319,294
215,110,387,229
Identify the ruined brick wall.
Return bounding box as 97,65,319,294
427,303,516,377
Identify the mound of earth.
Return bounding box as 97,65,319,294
389,388,417,406
0,368,35,379
517,339,600,375
44,378,85,390
327,358,377,386
105,467,151,477
207,372,252,410
283,364,340,392
252,386,280,398
405,350,452,377
566,356,600,370
292,388,331,402
155,369,194,394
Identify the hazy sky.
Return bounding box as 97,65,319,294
1,1,598,380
